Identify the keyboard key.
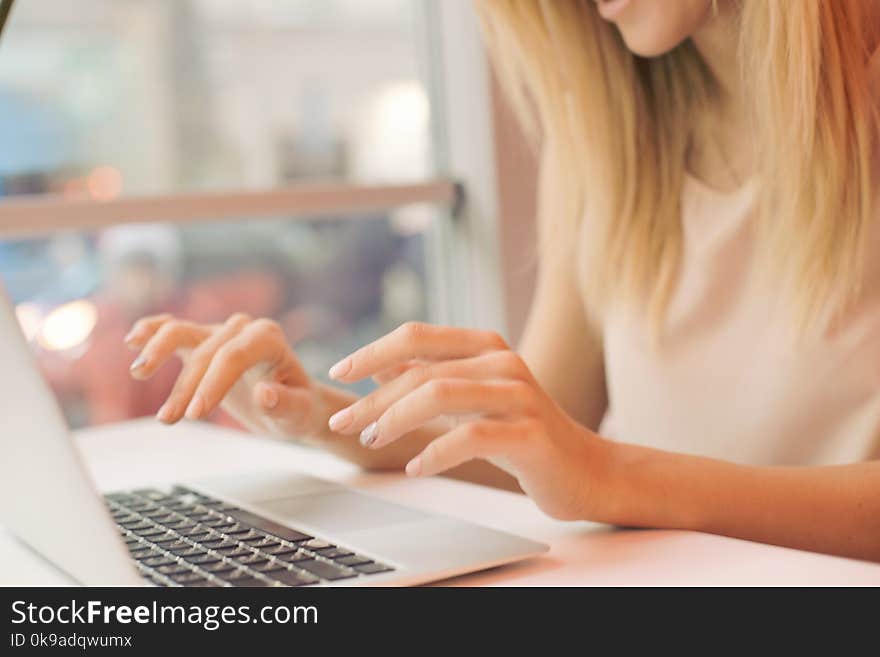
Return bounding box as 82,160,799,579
264,544,297,556
214,523,244,534
302,539,332,550
235,531,266,542
202,496,237,508
171,546,207,558
334,554,373,567
121,520,153,531
235,554,268,567
116,513,142,523
153,533,184,546
251,560,285,574
183,553,221,565
354,562,394,575
142,556,176,568
249,538,280,549
133,526,167,538
164,519,196,530
226,509,313,543
200,517,228,527
174,504,201,514
216,546,252,558
131,548,163,560
163,540,192,552
201,561,237,573
296,559,356,581
151,513,181,524
179,526,212,539
197,533,224,545
269,569,320,587
315,547,353,559
181,503,210,513
127,502,158,512
156,564,190,575
201,539,238,550
277,550,312,563
220,569,253,583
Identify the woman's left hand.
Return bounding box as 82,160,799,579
326,322,615,521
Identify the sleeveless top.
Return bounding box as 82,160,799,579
599,173,880,465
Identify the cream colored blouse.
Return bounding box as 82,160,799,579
599,174,880,466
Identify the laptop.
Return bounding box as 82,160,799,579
0,295,547,586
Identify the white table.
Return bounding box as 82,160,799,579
2,418,879,586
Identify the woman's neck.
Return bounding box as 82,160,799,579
688,3,752,192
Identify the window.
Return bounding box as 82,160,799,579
0,0,504,430
0,0,431,194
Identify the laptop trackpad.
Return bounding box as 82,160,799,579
258,491,425,535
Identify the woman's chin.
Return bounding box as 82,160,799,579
618,29,689,58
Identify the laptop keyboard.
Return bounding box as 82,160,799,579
104,486,394,587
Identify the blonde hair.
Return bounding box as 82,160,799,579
475,0,880,333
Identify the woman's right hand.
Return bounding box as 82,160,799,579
124,313,324,438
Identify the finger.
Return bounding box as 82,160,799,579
406,419,529,477
363,378,536,449
253,381,315,434
189,319,300,418
329,350,531,436
372,360,423,385
124,313,174,349
129,320,211,380
328,322,507,383
156,313,251,424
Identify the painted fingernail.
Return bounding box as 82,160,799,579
359,421,379,447
328,408,353,432
328,358,351,380
156,403,174,423
129,356,147,372
261,386,279,410
405,456,422,477
185,395,205,420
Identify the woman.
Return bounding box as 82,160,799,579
127,0,880,562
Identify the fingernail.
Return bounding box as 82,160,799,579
328,358,351,380
123,330,137,344
328,408,353,432
185,395,205,420
129,356,147,372
261,386,279,410
359,421,378,447
156,403,174,423
405,456,422,477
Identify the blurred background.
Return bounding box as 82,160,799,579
0,0,537,432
